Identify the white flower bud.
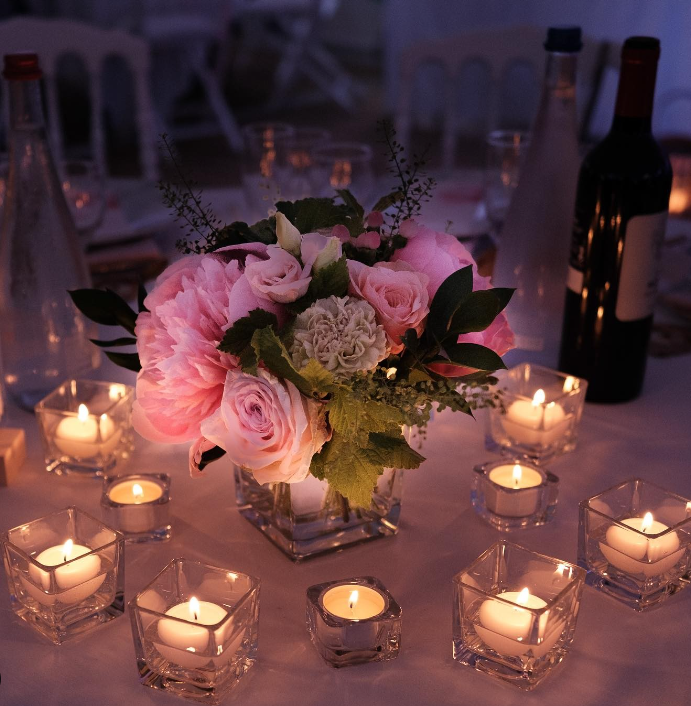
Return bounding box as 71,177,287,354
275,212,301,255
311,236,342,272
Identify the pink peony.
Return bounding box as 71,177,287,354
133,244,282,445
200,368,329,484
392,222,483,299
348,260,429,354
245,246,312,303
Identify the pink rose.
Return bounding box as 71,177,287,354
200,368,329,485
133,244,283,445
392,223,483,299
331,224,351,243
188,436,217,477
348,260,429,354
245,246,312,303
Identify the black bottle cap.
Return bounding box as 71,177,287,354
623,36,660,52
544,26,582,53
3,53,42,81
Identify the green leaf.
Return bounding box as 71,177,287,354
69,288,138,335
372,190,404,213
290,255,349,312
328,392,405,447
313,433,383,508
249,217,277,245
336,189,365,218
137,282,148,313
401,328,419,352
90,337,137,348
363,432,425,470
104,351,141,372
275,198,350,233
218,309,279,355
426,266,473,342
239,346,258,375
489,287,515,313
407,367,433,383
440,342,506,372
448,290,503,336
299,359,340,396
198,446,226,471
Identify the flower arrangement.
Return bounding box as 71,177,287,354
70,127,514,507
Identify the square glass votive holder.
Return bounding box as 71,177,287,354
101,474,172,543
35,379,134,477
452,540,585,690
306,576,402,668
1,506,125,644
486,363,587,463
129,558,260,704
578,477,691,611
471,458,559,531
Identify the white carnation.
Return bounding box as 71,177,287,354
291,295,387,377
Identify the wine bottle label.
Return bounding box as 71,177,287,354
615,211,667,321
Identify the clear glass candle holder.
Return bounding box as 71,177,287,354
129,558,260,704
471,458,559,531
101,473,171,543
578,478,691,611
1,506,125,644
306,576,402,668
452,540,585,690
486,363,587,463
35,379,134,477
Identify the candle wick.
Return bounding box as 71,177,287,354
193,611,198,621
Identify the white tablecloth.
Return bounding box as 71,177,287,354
1,352,691,706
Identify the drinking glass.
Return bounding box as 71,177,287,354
276,127,331,201
309,142,374,205
241,122,294,220
60,160,107,242
484,131,529,241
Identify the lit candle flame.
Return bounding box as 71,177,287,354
349,590,359,612
189,596,200,622
516,587,531,606
556,563,570,578
512,464,522,488
227,572,238,581
108,384,124,401
641,512,654,533
563,376,577,393
132,483,143,500
62,538,74,563
531,389,546,406
385,367,397,380
77,404,89,422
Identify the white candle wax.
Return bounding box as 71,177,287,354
107,478,165,533
25,539,104,605
321,585,386,620
601,513,682,577
502,389,570,447
157,598,232,669
477,588,561,658
484,464,543,517
54,404,120,458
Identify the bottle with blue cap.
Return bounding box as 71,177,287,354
492,26,583,367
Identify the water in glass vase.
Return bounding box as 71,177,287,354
234,467,403,561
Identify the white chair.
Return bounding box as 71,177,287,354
396,26,607,170
0,17,158,180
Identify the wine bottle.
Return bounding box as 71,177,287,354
0,53,99,410
558,37,672,403
492,26,582,366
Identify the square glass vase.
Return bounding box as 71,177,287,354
234,466,403,561
35,379,134,477
1,506,125,644
452,540,585,690
578,478,691,611
486,363,586,463
471,458,559,531
306,576,402,668
129,558,260,705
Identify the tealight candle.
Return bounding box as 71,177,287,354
477,587,561,658
502,389,570,447
158,596,232,668
101,474,171,539
321,584,387,620
54,404,119,458
26,538,104,605
485,463,543,517
601,511,682,577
